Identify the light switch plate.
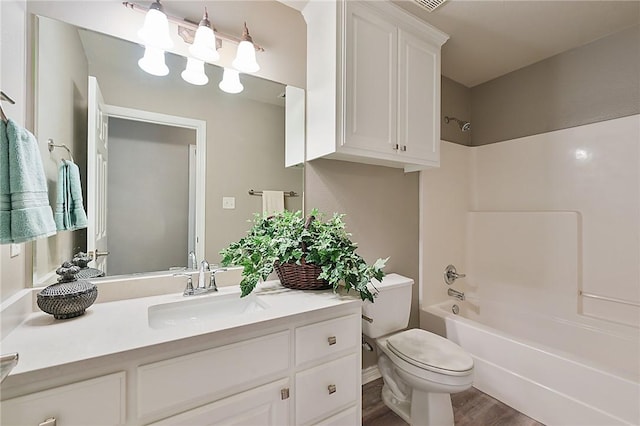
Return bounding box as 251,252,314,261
10,243,21,257
222,197,235,209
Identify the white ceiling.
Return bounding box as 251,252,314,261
394,0,640,87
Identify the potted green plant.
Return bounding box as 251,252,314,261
220,209,387,302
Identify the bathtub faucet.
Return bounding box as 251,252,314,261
448,288,465,301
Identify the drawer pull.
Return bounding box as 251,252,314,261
39,418,56,426
327,336,337,346
328,384,337,394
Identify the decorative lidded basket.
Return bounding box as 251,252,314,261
72,251,105,280
274,215,331,291
37,262,98,319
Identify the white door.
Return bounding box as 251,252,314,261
87,76,109,272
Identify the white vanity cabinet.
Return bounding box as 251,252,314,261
304,0,449,172
0,296,362,426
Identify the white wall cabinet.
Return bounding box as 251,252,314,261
1,306,361,425
304,0,448,172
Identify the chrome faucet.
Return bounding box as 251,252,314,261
188,251,197,270
448,288,465,301
197,260,210,290
177,261,228,296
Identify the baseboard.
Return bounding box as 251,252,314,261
362,365,381,385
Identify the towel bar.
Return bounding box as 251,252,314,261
248,189,298,197
48,139,74,162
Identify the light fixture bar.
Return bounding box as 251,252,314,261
123,1,265,52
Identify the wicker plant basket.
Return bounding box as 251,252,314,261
274,259,331,290
274,215,331,291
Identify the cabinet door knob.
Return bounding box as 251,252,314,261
400,145,407,152
39,418,56,426
393,144,399,151
327,336,337,345
328,384,337,394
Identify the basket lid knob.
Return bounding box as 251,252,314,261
56,261,81,283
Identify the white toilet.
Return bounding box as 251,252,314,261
362,274,474,426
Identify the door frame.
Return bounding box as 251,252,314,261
104,105,207,266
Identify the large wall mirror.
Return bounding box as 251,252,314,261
32,14,303,285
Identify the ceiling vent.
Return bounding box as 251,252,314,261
414,0,448,13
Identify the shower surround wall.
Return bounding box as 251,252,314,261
420,115,640,423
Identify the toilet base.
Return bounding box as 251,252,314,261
381,384,454,426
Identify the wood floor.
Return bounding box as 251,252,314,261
362,378,544,426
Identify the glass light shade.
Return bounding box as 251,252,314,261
189,26,219,63
219,68,243,94
181,57,209,86
138,7,173,49
138,46,169,76
232,40,260,73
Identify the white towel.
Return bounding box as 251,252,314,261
262,190,285,215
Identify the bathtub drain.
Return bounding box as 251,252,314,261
452,304,459,315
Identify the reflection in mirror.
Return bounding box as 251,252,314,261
33,16,303,285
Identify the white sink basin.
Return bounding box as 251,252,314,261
148,292,269,329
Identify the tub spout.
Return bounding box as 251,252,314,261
448,288,465,301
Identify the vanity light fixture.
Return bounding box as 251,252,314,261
219,68,243,94
137,0,173,49
125,1,264,89
138,45,169,76
181,57,209,85
189,8,220,63
232,23,260,73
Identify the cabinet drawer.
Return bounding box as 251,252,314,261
138,330,290,419
313,405,358,426
295,314,360,365
1,372,126,426
295,353,359,425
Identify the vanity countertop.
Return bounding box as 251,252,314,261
0,280,361,380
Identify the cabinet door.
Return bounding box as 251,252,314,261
344,2,397,154
149,378,290,426
1,372,126,426
398,29,440,165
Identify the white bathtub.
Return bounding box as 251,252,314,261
421,300,640,425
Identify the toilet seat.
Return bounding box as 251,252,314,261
386,329,473,376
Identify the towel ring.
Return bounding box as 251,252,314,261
48,139,74,162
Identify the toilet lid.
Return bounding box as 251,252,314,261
386,329,473,373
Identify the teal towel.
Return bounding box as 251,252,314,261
54,161,70,230
55,161,87,231
6,119,56,243
66,161,87,230
0,120,11,244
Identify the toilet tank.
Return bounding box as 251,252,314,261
362,274,414,338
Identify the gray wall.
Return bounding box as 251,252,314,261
304,159,420,368
107,119,194,275
32,16,88,284
470,25,640,146
441,76,471,146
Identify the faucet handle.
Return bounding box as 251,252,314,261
444,264,466,285
173,273,194,296
208,267,228,291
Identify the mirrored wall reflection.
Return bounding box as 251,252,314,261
33,15,303,285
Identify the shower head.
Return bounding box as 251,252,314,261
444,116,471,132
